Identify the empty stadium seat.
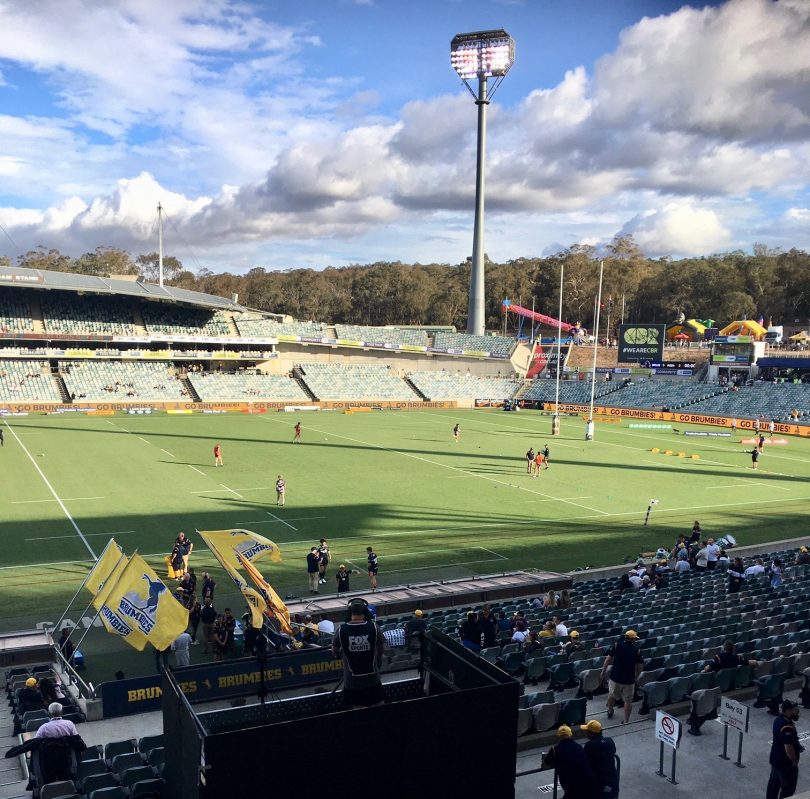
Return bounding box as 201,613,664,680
531,702,561,732
130,777,165,798
40,781,77,799
557,697,587,727
81,773,119,795
687,687,721,735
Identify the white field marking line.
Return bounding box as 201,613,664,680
704,484,757,489
11,496,104,504
0,551,183,573
524,496,593,504
188,465,206,476
219,484,243,498
160,449,175,458
235,516,326,525
2,419,96,559
25,530,137,542
256,414,608,516
266,511,296,530
138,436,149,444
105,420,131,434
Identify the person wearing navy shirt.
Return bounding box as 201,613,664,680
542,725,597,799
332,599,385,708
366,547,379,591
601,630,644,724
581,720,619,799
702,640,757,673
767,700,803,799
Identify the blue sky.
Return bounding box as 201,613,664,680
0,0,808,272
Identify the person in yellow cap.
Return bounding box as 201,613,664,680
581,720,619,798
795,547,810,572
601,630,644,724
562,630,584,657
542,725,596,799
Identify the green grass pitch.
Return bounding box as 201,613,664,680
2,409,808,683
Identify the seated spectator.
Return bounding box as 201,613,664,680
628,571,643,590
35,704,79,739
728,558,745,593
496,611,512,633
37,677,65,705
795,547,810,568
524,631,544,655
559,589,572,608
553,616,568,637
744,558,766,577
702,641,757,673
539,621,555,638
674,557,691,575
717,549,730,570
316,616,335,635
18,677,43,708
562,631,583,656
459,611,482,653
543,590,559,609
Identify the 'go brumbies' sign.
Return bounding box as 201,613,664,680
618,324,666,363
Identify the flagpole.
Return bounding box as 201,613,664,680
70,550,130,656
587,260,605,439
552,260,564,436
52,538,115,641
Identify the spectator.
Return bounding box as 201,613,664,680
479,605,497,648
57,628,75,664
189,600,201,644
543,590,559,609
18,677,43,708
770,559,784,590
524,631,543,656
542,725,597,799
705,538,720,570
717,548,730,570
628,571,643,590
37,677,64,705
171,630,192,667
689,520,702,544
35,703,80,739
674,557,691,575
316,615,335,635
581,720,619,799
404,610,427,653
212,616,229,662
552,616,568,637
200,598,216,654
201,571,216,601
459,611,482,653
559,589,572,608
562,630,583,657
511,620,529,644
695,542,710,571
744,558,766,578
496,612,512,634
767,700,803,799
539,621,555,638
727,558,745,593
601,630,644,724
702,641,757,673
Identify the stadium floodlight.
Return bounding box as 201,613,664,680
451,29,515,336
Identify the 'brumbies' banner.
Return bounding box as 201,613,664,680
84,539,124,597
198,529,283,571
101,554,189,651
618,324,666,363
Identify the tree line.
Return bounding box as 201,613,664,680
4,238,809,333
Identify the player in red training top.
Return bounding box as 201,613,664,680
293,422,302,443
214,443,223,467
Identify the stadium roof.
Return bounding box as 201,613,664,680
0,266,244,311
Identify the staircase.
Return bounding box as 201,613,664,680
53,373,71,403
0,682,30,798
226,313,240,337
292,367,318,401
405,377,428,400
130,306,147,336
28,296,45,334
183,377,201,402
512,381,532,401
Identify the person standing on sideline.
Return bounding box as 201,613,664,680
201,571,216,602
367,546,379,591
335,564,360,594
174,532,193,575
751,447,761,470
601,630,644,724
214,443,223,466
731,417,737,434
453,423,461,442
293,421,302,443
171,630,192,667
0,428,4,447
307,547,320,594
767,699,803,799
200,598,216,654
769,419,776,436
332,598,386,708
542,444,550,469
526,447,535,474
276,474,286,506
581,720,619,799
318,539,330,585
542,725,597,799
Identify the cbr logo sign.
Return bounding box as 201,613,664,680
618,324,666,362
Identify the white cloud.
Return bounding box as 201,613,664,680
619,202,732,256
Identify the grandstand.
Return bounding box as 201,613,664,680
60,361,187,402
521,379,620,404
234,315,326,339
409,370,521,400
297,362,419,400
40,293,137,336
589,380,727,410
687,382,810,421
0,359,62,402
0,294,34,333
188,371,310,402
434,331,515,357
141,304,232,337
334,324,429,347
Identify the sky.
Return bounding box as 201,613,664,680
0,0,809,273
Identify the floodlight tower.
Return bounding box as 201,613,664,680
451,29,515,336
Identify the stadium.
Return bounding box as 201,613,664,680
1,262,810,799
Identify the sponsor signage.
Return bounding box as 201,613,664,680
719,697,749,734
0,273,43,283
618,324,666,363
712,355,751,364
655,710,682,749
714,335,752,344
684,430,732,437
100,649,344,717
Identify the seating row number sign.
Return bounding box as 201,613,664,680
655,710,682,749
719,697,749,734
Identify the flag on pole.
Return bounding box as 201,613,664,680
198,531,270,629
198,529,282,571
84,539,124,597
100,554,189,651
235,551,294,635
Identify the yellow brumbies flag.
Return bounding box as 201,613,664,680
199,531,268,629
84,539,124,597
235,550,293,636
198,529,282,570
101,554,189,651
